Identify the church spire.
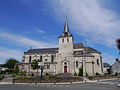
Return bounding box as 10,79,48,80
61,17,71,37
64,17,69,33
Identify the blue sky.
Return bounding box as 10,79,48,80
0,0,120,64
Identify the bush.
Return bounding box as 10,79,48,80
5,68,14,74
74,72,77,76
45,73,50,76
95,72,101,76
12,74,17,77
16,76,32,79
0,75,4,80
31,73,34,77
86,73,89,77
18,71,27,76
78,66,83,76
45,75,57,79
115,73,118,76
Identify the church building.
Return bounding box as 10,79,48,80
20,19,103,76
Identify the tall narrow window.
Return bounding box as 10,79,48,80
51,55,54,62
62,39,64,42
67,38,69,42
97,59,99,65
76,61,78,67
40,56,42,60
29,56,31,63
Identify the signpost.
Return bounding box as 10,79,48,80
38,62,45,79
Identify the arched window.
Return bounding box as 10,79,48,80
51,55,54,62
62,38,64,42
97,59,99,65
76,61,78,67
40,56,42,60
29,56,31,63
67,38,69,42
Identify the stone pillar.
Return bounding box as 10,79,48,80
83,58,86,77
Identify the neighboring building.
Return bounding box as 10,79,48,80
111,59,120,75
0,64,7,74
20,19,103,76
103,63,111,74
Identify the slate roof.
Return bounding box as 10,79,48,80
24,43,100,54
24,48,58,54
73,43,84,49
85,47,101,54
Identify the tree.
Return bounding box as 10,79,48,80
4,58,19,74
5,58,19,69
31,59,42,77
116,39,120,54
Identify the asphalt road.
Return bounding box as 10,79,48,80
0,79,120,90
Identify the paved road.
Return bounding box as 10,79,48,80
0,79,120,90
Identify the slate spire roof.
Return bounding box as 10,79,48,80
59,17,73,38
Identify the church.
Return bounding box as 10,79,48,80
20,19,103,76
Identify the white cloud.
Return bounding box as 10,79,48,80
0,32,57,48
35,28,46,34
0,48,23,63
50,0,120,47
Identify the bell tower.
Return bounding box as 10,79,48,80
58,18,74,55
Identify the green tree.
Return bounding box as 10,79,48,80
78,65,83,76
5,58,19,74
31,59,42,77
5,58,19,69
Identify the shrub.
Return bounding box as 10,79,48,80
18,71,27,76
16,76,32,79
0,75,4,80
46,75,57,79
115,73,118,76
95,72,101,76
86,72,89,77
45,73,50,76
74,72,77,76
31,73,34,77
5,68,14,74
78,66,83,76
12,74,17,77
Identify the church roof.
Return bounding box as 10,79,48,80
24,48,58,54
24,44,100,55
85,47,101,54
73,43,84,49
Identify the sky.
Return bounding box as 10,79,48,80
0,0,120,64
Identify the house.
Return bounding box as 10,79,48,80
111,58,120,75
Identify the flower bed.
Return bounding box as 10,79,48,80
13,76,83,83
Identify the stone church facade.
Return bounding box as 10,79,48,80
20,19,103,76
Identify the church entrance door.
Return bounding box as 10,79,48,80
64,66,67,73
